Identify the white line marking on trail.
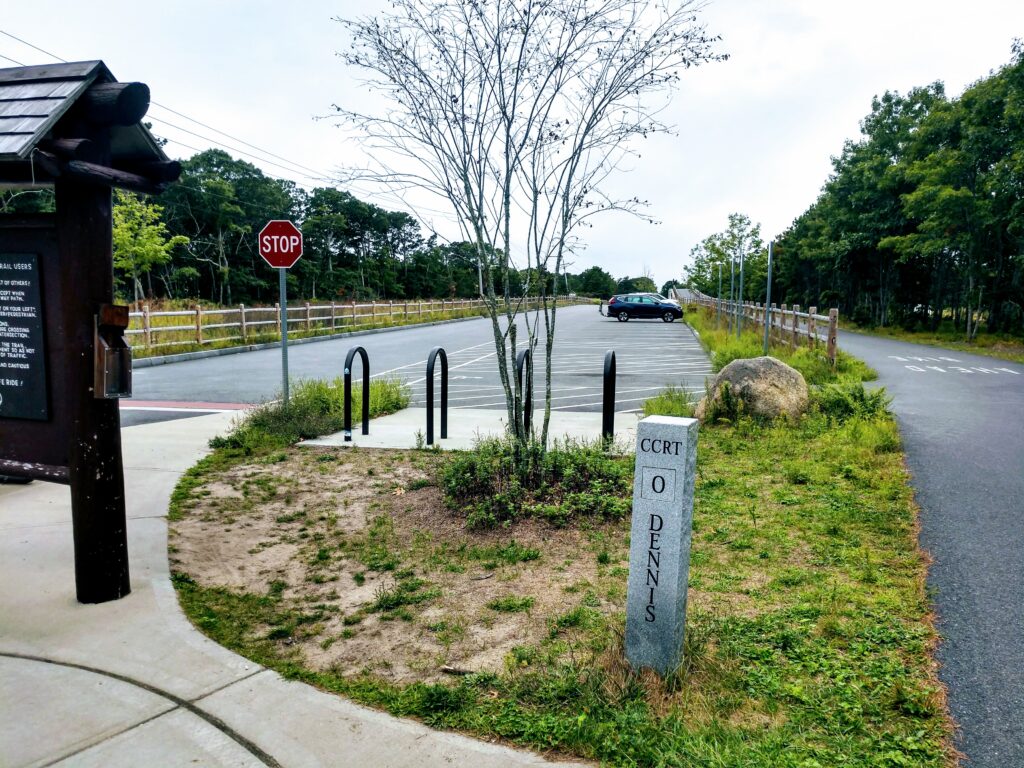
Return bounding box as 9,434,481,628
996,368,1021,375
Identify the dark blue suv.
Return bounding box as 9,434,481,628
603,293,683,323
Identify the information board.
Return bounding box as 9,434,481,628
0,253,48,420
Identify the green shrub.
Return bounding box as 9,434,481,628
443,437,632,528
813,383,891,422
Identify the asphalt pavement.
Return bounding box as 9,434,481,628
838,332,1024,767
122,305,711,425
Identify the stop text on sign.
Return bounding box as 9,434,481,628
262,233,300,252
258,220,303,269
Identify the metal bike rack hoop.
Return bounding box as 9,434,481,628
343,345,370,441
602,350,616,442
426,346,448,445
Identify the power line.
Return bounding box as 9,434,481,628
149,102,327,179
0,52,26,66
147,116,333,183
154,135,322,194
0,28,335,189
0,30,66,62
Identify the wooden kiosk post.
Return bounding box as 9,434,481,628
0,61,181,603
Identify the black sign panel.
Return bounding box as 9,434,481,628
0,253,48,420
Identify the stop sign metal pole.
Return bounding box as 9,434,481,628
279,267,290,403
258,220,302,404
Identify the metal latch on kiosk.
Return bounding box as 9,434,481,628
94,304,132,399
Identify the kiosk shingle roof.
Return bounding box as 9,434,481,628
0,60,166,164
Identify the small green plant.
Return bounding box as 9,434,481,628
443,437,632,528
486,595,535,613
642,386,693,417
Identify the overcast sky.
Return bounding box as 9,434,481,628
2,1,1022,286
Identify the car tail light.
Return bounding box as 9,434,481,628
608,297,617,304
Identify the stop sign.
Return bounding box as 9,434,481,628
258,220,303,268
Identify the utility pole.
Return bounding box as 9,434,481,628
728,252,735,335
736,244,745,339
763,241,774,354
717,262,723,329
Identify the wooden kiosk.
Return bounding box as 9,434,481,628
0,61,181,603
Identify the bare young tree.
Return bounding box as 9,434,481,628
335,0,723,449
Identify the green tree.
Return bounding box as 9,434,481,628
576,266,617,298
338,0,723,452
112,190,189,305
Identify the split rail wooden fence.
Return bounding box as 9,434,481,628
126,297,592,353
683,289,839,366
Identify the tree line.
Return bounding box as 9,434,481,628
0,148,662,306
686,44,1024,336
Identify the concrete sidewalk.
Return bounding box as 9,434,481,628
0,412,587,767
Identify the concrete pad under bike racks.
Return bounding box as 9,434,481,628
300,407,643,451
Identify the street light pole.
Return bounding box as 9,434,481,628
737,245,745,339
717,262,723,329
763,241,774,354
729,252,735,335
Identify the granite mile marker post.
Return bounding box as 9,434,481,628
625,415,699,676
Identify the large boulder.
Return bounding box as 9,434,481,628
695,356,808,422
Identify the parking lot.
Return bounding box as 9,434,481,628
126,304,713,421
393,311,712,412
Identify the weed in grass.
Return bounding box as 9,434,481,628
486,595,535,613
642,386,693,418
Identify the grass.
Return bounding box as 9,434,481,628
210,377,410,454
846,320,1024,364
686,304,877,385
173,401,950,765
168,377,409,522
169,306,952,766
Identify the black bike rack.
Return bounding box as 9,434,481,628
426,346,448,445
343,346,370,441
602,350,616,442
516,348,533,435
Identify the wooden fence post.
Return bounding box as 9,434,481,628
194,304,203,344
330,301,336,330
142,302,151,349
808,307,817,348
275,302,281,336
404,301,409,320
827,309,839,367
239,303,247,342
792,304,800,348
305,301,311,331
351,300,357,324
389,300,394,320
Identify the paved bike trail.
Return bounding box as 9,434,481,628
838,332,1024,766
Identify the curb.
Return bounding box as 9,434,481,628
132,314,489,369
